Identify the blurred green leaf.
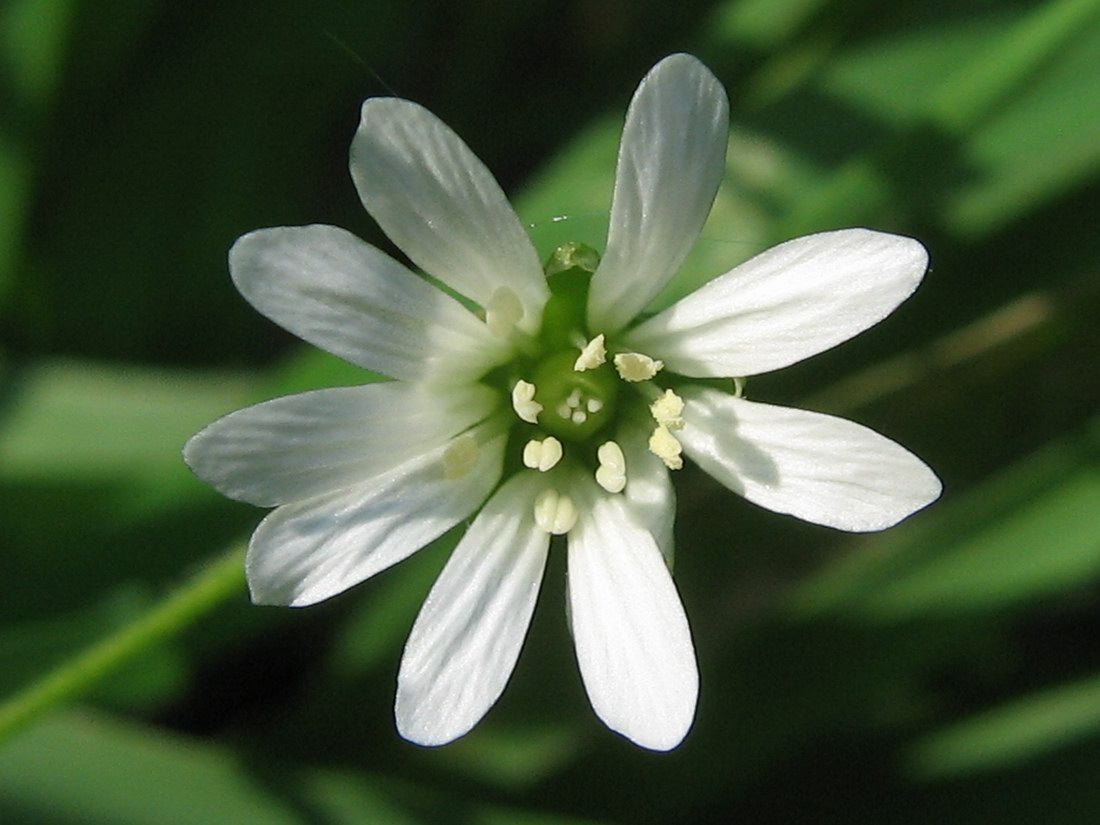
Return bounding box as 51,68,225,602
0,0,77,306
705,0,830,50
0,360,255,482
1,0,75,104
0,360,257,618
0,709,606,825
909,670,1100,779
791,413,1100,621
0,585,186,711
946,14,1100,234
773,0,1100,237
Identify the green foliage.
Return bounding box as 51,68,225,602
3,0,1100,822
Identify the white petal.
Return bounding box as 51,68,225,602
230,226,505,382
679,388,942,531
626,229,928,377
617,420,677,568
183,382,498,507
588,54,729,333
350,98,548,327
396,473,550,746
245,427,506,606
568,484,697,751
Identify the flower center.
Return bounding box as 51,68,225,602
530,350,618,442
492,241,699,533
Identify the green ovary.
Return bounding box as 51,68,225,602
531,351,619,443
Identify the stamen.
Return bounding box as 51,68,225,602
556,403,572,420
574,334,607,371
485,286,524,338
533,489,578,535
566,388,583,408
571,410,587,425
614,352,664,382
586,398,603,413
522,436,563,472
511,379,543,424
648,425,684,470
441,434,480,479
650,389,685,430
595,440,627,494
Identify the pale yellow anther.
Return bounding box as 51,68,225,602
571,410,588,425
441,434,480,480
522,436,563,472
485,286,524,338
574,334,607,371
648,425,684,470
586,398,603,413
595,440,627,494
533,489,578,535
556,403,572,420
614,352,664,382
650,389,685,430
511,379,542,424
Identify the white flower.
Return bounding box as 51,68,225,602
184,54,941,752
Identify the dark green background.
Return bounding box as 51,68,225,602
3,0,1100,822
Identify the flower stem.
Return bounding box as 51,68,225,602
0,544,245,744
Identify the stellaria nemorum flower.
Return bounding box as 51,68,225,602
184,54,941,751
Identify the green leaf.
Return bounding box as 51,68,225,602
0,360,255,483
0,709,606,825
0,0,77,305
705,0,831,50
790,415,1100,621
909,671,1100,779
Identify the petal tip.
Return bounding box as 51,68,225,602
394,695,469,748
618,713,695,752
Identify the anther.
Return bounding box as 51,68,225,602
595,440,627,494
533,489,578,535
484,287,524,338
522,437,563,472
441,434,480,479
574,334,607,371
614,352,664,382
511,380,543,424
648,425,684,470
571,410,587,425
650,389,685,430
